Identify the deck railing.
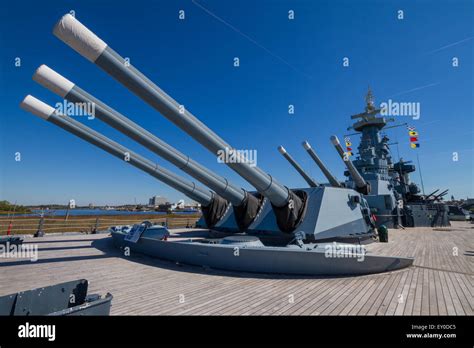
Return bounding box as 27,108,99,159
0,214,201,236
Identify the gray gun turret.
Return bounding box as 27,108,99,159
13,14,421,278
277,146,318,187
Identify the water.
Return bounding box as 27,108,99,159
6,209,199,217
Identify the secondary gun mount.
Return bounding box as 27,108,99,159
33,65,261,231
53,14,306,233
277,146,318,187
432,189,449,201
330,136,371,195
425,189,440,200
302,141,342,187
20,95,228,228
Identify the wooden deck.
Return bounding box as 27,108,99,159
0,222,472,315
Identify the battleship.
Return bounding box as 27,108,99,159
280,89,451,229
0,7,470,324
344,90,450,228
20,93,412,276
16,13,418,276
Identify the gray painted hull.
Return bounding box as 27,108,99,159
111,232,413,276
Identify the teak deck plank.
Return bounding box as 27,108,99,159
1,222,472,315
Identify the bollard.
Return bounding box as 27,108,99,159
377,225,389,243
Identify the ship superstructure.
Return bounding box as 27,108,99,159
345,89,450,227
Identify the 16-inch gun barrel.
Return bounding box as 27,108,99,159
52,14,290,207
52,14,306,232
302,141,341,188
277,146,318,187
330,136,370,195
32,65,248,208
20,95,229,227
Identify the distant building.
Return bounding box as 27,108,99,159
149,196,168,207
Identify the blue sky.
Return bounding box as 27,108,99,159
0,0,472,205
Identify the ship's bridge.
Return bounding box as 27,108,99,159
345,88,395,184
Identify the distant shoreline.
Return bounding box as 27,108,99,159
0,208,201,218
